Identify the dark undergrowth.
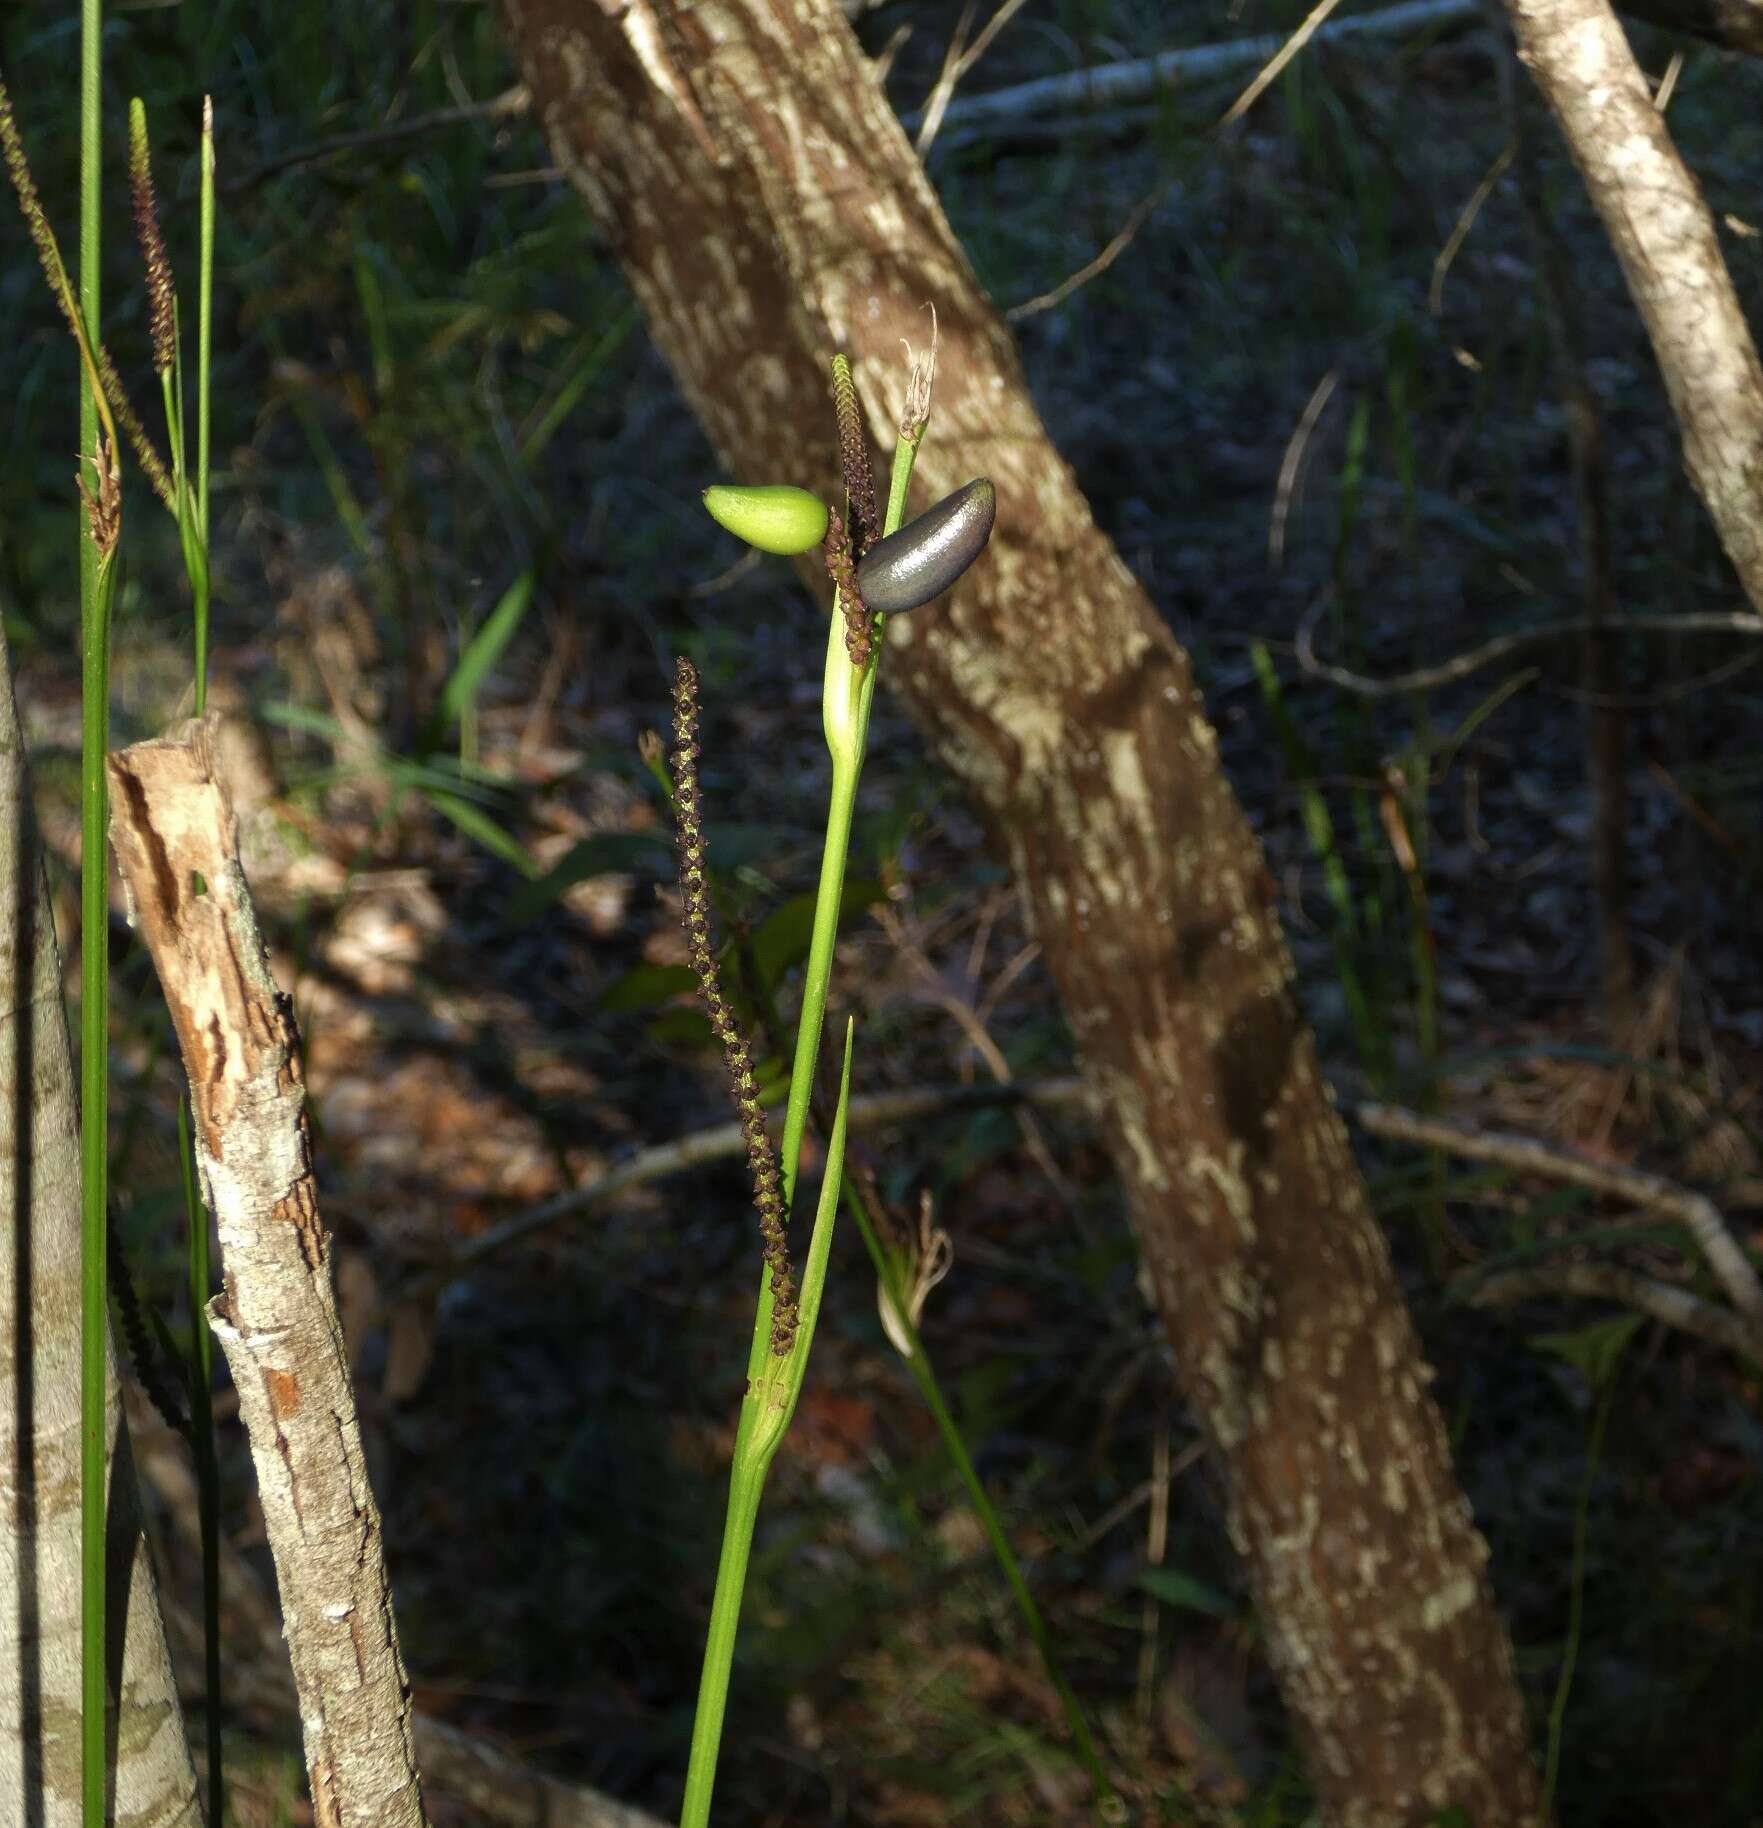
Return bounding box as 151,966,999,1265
3,0,1762,1821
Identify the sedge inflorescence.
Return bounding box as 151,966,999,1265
822,504,871,671
127,100,176,377
828,356,879,669
671,657,798,1356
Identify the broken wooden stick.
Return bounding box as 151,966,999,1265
109,717,427,1828
1466,1261,1763,1363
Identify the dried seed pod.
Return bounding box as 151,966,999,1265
855,479,996,615
702,483,830,556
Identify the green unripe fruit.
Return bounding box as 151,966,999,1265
855,479,996,615
702,483,830,556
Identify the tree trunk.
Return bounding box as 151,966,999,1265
496,3,1541,1822
0,616,200,1824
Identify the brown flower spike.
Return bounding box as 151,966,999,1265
831,355,879,554
823,505,872,671
128,100,176,377
671,657,798,1355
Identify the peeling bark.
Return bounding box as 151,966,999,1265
1504,0,1763,614
496,3,1541,1821
0,616,199,1825
108,722,426,1828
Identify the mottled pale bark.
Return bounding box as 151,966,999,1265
1505,0,1763,614
0,617,199,1825
108,723,426,1828
496,3,1541,1821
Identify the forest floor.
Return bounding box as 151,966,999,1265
3,0,1763,1822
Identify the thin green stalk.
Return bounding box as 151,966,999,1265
682,379,925,1824
840,1176,1115,1808
78,0,109,1817
179,1100,223,1828
187,112,221,1806
193,124,213,713
1540,1374,1615,1819
680,1029,853,1828
198,99,213,550
80,554,114,1828
680,1450,766,1826
776,750,859,1204
777,427,918,1188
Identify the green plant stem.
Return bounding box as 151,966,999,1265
78,0,108,1817
839,1179,1114,1808
179,1098,223,1828
777,750,859,1204
1541,1374,1615,1818
198,101,213,547
680,1030,853,1828
194,101,214,709
681,394,922,1825
680,1454,767,1827
79,556,114,1828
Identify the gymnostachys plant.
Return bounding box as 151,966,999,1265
675,350,1009,1827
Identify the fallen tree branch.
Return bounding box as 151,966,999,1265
912,0,1760,149
449,1076,1089,1272
1356,1101,1763,1325
1465,1261,1763,1362
109,719,428,1828
1296,597,1763,696
907,0,1482,142
1502,0,1763,613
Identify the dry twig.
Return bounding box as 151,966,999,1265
1467,1263,1763,1363
446,1078,1089,1275
906,0,1482,144
1296,597,1763,697
1356,1101,1763,1328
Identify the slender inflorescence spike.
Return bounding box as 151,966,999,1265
823,505,873,670
96,347,173,504
831,354,879,554
0,69,173,506
671,658,799,1355
0,66,70,305
128,99,176,377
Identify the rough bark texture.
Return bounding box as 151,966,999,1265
0,616,199,1826
108,722,426,1828
1505,0,1763,614
497,3,1541,1821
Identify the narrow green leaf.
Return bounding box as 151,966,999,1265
752,877,884,988
507,829,674,921
599,962,699,1013
425,570,535,750
1137,1567,1235,1618
423,787,539,877
1530,1313,1644,1389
